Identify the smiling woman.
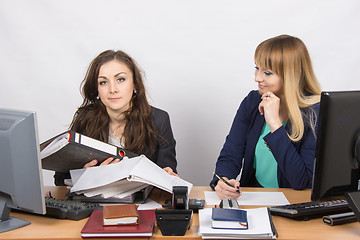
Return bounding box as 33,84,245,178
53,50,178,186
210,35,322,199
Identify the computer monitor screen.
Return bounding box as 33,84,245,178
311,91,360,201
0,109,45,233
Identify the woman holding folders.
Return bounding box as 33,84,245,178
54,50,177,186
211,35,322,199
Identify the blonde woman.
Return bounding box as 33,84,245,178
211,35,321,199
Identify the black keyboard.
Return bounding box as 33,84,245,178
269,199,351,220
45,197,100,220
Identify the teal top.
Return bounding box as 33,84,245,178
254,122,287,188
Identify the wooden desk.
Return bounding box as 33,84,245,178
1,186,360,240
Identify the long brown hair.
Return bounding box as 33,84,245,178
255,35,321,142
70,50,157,154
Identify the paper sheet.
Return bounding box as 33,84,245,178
69,155,193,197
80,181,147,198
100,198,162,210
204,191,289,206
40,132,70,159
128,157,193,194
70,157,140,192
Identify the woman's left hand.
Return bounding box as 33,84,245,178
163,167,179,177
258,91,282,132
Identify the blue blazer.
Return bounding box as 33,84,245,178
210,90,320,190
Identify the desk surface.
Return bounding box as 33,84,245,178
2,186,360,240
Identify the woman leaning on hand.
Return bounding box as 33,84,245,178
211,35,322,200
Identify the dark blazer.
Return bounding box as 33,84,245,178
54,106,177,186
210,90,320,190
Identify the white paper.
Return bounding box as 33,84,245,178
79,180,147,198
199,207,276,239
127,156,193,194
70,157,140,192
204,191,289,206
40,132,70,159
100,198,162,210
69,155,193,198
68,168,86,186
136,198,162,210
106,186,146,199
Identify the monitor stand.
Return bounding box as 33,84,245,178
345,191,360,222
0,197,31,233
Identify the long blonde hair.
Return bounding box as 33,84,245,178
255,35,321,142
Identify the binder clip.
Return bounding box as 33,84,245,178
155,186,193,236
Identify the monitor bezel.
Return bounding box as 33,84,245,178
0,109,45,233
311,91,360,201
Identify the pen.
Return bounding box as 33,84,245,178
213,172,235,188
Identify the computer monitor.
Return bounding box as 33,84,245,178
311,91,360,201
0,109,45,233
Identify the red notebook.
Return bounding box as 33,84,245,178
81,209,155,238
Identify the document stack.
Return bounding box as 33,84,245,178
198,207,277,239
40,131,192,202
68,155,193,201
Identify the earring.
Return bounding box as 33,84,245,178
96,96,100,100
133,90,137,94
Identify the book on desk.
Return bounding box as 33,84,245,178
81,209,156,237
102,204,139,226
211,208,248,230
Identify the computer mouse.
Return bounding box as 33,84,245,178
219,198,239,209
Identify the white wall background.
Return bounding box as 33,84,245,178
1,0,360,186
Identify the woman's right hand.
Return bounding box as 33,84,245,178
83,157,121,168
258,91,282,132
214,177,241,200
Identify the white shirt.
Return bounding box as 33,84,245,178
108,131,125,148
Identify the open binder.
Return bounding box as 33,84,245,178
66,185,153,204
68,155,193,201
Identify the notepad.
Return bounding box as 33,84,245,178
211,208,248,229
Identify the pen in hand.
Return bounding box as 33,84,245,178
213,172,240,193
